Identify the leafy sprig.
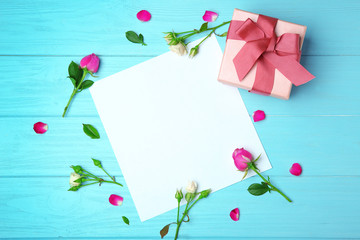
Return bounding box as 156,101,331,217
164,21,230,58
62,62,95,117
68,158,122,191
160,185,211,239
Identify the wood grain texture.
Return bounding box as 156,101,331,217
0,176,359,239
0,56,359,117
1,116,359,177
1,0,360,239
0,0,359,56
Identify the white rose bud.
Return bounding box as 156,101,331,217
169,42,187,56
69,172,81,187
186,181,198,194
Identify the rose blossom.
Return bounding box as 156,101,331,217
169,42,187,56
69,172,81,187
232,148,253,171
186,181,198,193
80,53,100,73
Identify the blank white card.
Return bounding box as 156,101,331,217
90,35,271,221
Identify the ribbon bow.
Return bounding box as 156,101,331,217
228,15,315,95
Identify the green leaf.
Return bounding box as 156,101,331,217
69,77,77,87
80,80,94,90
126,31,147,46
92,158,102,168
122,216,130,225
199,22,208,32
160,224,171,238
82,124,100,139
216,31,227,37
247,183,270,196
68,61,83,82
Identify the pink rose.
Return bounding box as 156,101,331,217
80,53,100,73
232,148,253,171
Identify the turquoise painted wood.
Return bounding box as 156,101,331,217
1,0,359,239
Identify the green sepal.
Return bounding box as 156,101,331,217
73,178,83,183
71,165,83,174
68,186,81,191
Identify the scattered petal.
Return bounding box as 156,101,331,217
253,110,266,122
290,163,302,176
137,10,151,22
202,11,218,22
230,208,240,221
109,194,123,206
33,122,48,134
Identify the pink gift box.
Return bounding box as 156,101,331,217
218,9,312,100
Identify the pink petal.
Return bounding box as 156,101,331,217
230,208,240,221
109,194,123,206
202,11,218,22
137,10,151,22
290,163,302,176
33,122,48,134
253,110,266,122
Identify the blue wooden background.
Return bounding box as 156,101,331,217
1,0,360,239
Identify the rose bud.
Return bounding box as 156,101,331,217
189,46,199,58
175,189,183,201
109,194,124,206
290,163,302,176
69,172,81,187
186,181,198,194
80,53,100,73
169,42,187,56
232,148,253,171
33,122,48,134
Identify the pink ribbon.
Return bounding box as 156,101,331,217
227,15,315,95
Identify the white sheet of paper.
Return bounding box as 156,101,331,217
90,35,271,221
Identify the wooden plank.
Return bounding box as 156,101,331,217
0,176,359,238
1,116,359,176
0,56,358,117
0,0,359,56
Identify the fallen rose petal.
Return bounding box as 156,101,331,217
109,194,123,206
290,163,302,176
230,208,240,221
33,122,48,134
202,11,218,22
137,10,151,22
253,110,266,122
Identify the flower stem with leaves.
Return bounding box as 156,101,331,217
68,158,122,191
164,21,230,57
247,160,292,202
160,183,211,239
62,60,97,117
